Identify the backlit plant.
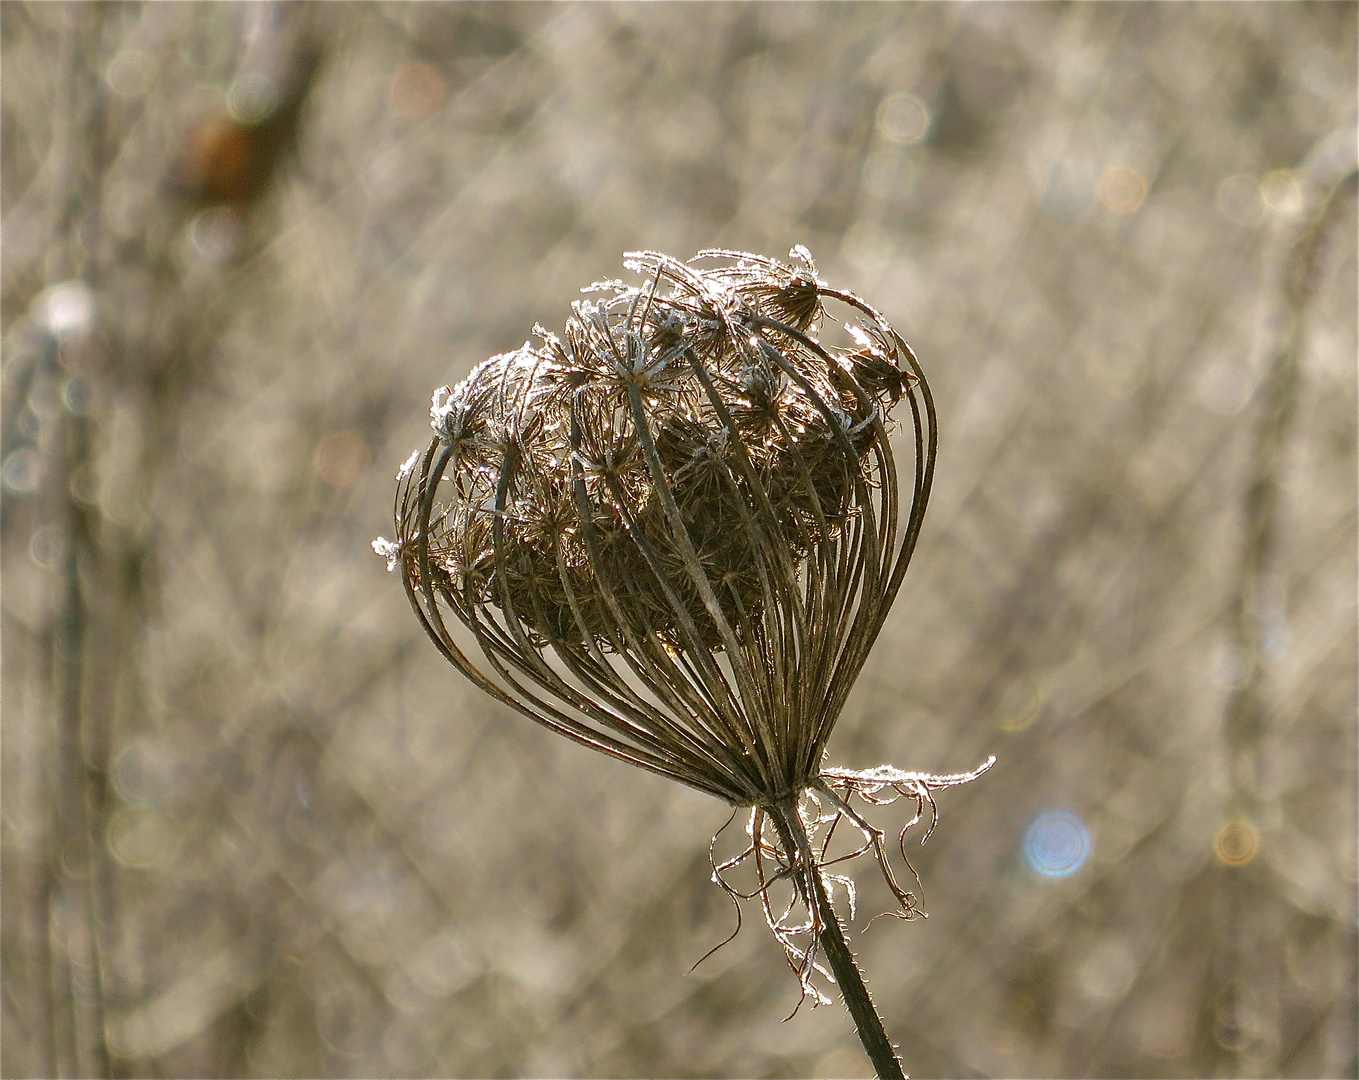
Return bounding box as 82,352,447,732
376,247,991,1077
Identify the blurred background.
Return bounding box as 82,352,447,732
3,3,1355,1077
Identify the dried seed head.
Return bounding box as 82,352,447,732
381,248,997,1015
385,247,939,808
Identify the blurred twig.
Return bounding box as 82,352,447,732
1214,127,1356,1077
44,8,114,1077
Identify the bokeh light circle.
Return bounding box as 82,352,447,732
191,206,247,262
390,63,446,120
1022,809,1091,877
227,72,280,124
315,430,371,488
1213,818,1259,866
1098,166,1148,214
29,524,67,569
877,92,930,145
106,807,179,870
41,280,94,339
106,48,155,99
1217,174,1263,225
1260,170,1303,216
62,373,95,416
112,738,180,807
2,448,41,494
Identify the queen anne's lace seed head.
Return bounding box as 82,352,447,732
383,247,994,1011
386,247,941,806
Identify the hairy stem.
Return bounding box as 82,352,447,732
772,800,906,1080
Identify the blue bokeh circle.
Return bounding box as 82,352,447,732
1022,809,1091,878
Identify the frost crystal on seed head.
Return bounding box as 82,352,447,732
371,536,401,571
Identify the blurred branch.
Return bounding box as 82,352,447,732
27,8,325,1076
1215,125,1356,1078
45,7,114,1078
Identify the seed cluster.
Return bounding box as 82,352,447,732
386,248,933,805
419,248,904,644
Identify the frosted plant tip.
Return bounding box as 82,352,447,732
372,536,401,571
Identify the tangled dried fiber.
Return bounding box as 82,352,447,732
378,248,991,1077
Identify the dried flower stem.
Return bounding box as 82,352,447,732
770,799,905,1079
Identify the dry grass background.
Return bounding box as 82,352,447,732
2,3,1356,1078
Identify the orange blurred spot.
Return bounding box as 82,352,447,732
390,63,446,119
172,50,320,210
180,117,270,205
1099,166,1147,214
1213,818,1259,867
314,431,371,489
